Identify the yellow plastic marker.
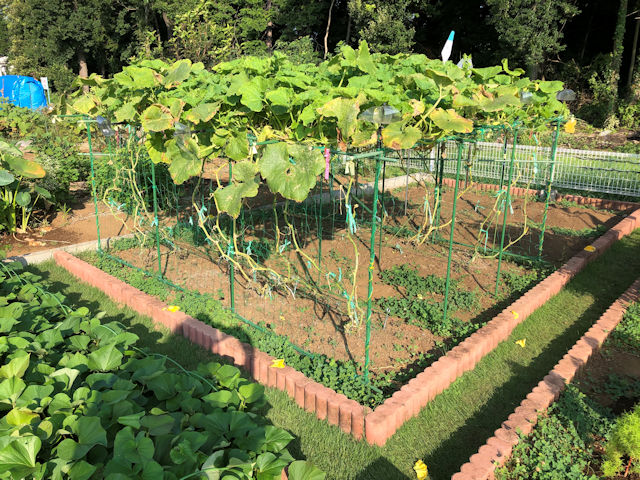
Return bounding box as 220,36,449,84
270,359,285,369
564,116,577,134
163,305,181,313
413,460,428,480
511,310,519,320
515,339,526,348
584,245,596,252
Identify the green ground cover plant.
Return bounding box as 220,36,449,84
0,260,323,480
497,300,640,479
377,264,479,337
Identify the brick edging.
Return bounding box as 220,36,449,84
440,178,639,212
364,208,640,446
53,208,640,447
451,276,640,480
52,250,367,439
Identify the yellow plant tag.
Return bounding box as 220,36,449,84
163,305,180,313
511,310,519,319
414,460,428,480
271,359,285,369
515,339,526,348
564,116,577,134
584,245,596,252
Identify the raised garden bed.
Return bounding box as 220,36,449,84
53,203,640,445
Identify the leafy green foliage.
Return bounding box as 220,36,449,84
602,404,640,477
608,302,640,355
0,140,51,233
70,44,565,217
0,261,319,479
377,265,479,336
495,386,612,480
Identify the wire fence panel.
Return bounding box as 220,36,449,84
391,141,640,198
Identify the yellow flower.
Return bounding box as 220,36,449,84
414,460,428,480
564,116,577,134
511,310,519,320
163,305,180,313
584,245,596,252
515,339,526,348
270,359,285,369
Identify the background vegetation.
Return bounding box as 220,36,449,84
0,0,637,129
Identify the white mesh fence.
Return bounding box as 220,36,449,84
387,141,640,197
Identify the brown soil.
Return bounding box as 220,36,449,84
574,347,640,414
2,184,135,257
112,186,626,376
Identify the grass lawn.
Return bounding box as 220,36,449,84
27,228,640,480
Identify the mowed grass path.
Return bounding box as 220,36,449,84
27,229,640,480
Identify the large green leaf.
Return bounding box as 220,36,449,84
167,139,203,184
163,59,192,88
0,169,14,186
0,353,30,378
286,460,326,480
141,105,174,132
428,108,473,133
225,134,249,161
67,460,96,480
0,436,41,476
317,97,360,139
240,80,264,112
15,191,31,207
4,156,46,179
214,176,260,218
56,439,92,462
381,122,421,150
257,143,324,202
477,94,520,112
184,103,220,124
5,407,39,426
0,377,26,406
87,343,124,372
76,416,107,447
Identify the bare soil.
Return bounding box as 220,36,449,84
112,185,626,375
2,184,134,257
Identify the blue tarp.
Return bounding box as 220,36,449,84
0,75,47,110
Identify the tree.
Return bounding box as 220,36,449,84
486,0,580,78
609,0,628,115
347,0,416,54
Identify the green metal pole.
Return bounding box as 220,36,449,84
317,174,324,282
150,161,163,277
363,155,382,382
228,161,236,312
87,120,102,252
495,128,519,296
442,142,464,324
379,160,386,255
537,121,561,259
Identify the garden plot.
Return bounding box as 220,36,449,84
97,185,625,390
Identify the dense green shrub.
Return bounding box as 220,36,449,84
602,404,640,477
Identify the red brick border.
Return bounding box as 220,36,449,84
440,177,638,212
53,207,640,446
451,276,640,480
52,249,367,439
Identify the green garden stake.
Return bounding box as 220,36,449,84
495,127,519,296
150,161,163,277
87,119,102,253
228,161,236,312
442,142,464,324
538,120,561,259
363,155,382,383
